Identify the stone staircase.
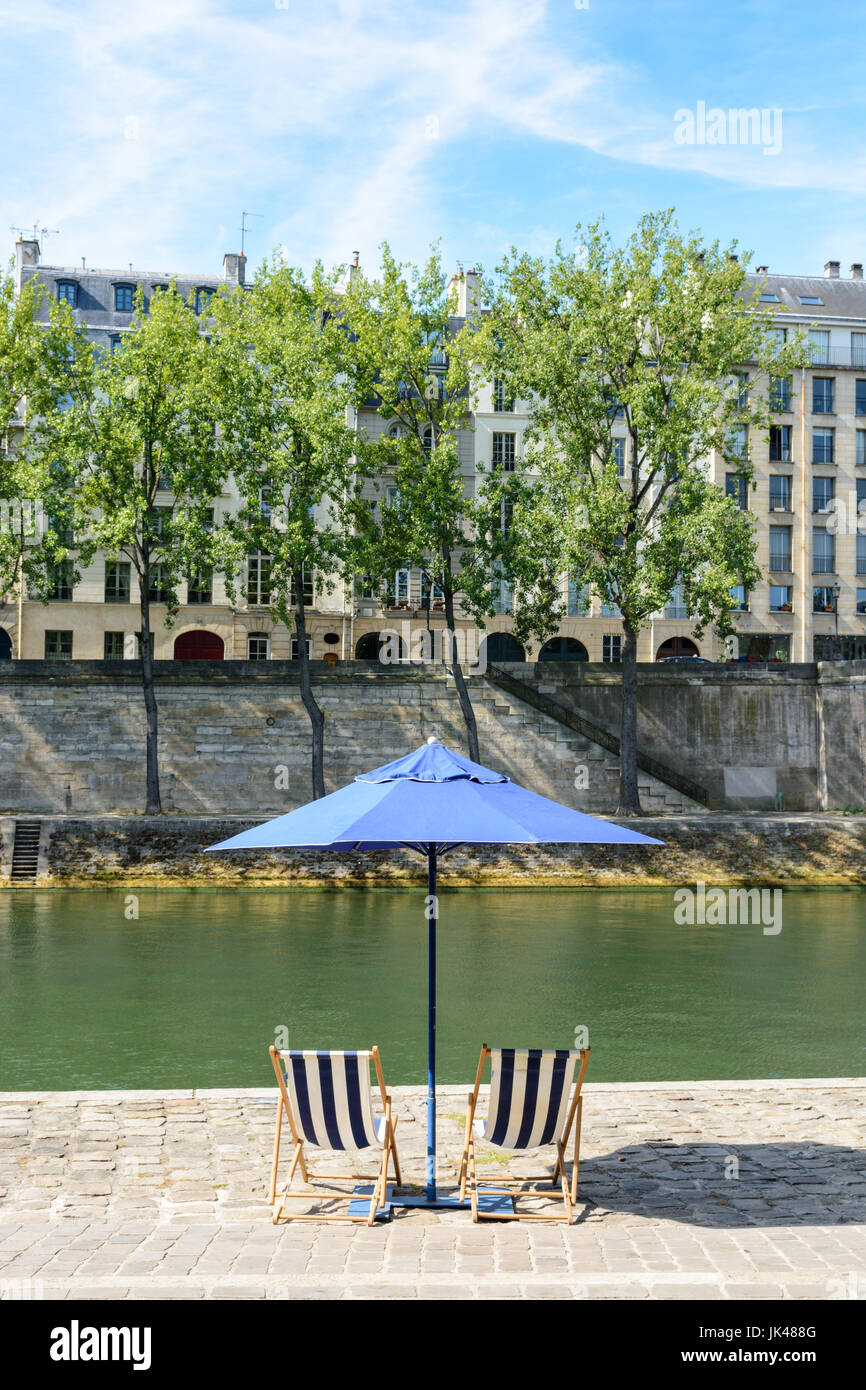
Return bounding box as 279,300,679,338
471,678,706,814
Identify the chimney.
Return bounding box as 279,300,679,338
755,265,768,274
851,263,863,280
449,266,479,319
338,251,361,292
15,235,40,292
223,252,246,286
825,260,840,278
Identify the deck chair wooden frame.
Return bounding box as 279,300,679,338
268,1045,402,1226
458,1044,590,1223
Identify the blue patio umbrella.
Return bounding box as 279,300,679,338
206,738,662,1206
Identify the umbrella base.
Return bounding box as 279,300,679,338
389,1189,513,1215
347,1185,394,1221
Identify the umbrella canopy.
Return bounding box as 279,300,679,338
207,738,663,1207
206,740,665,853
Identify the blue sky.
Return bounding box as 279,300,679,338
2,0,864,281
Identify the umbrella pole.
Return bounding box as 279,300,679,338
426,844,437,1203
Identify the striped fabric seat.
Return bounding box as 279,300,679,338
277,1050,383,1151
477,1049,579,1150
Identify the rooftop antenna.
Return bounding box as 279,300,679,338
240,211,263,257
10,220,60,246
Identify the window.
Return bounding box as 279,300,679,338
421,573,445,608
357,574,378,601
567,577,590,616
187,570,212,604
388,568,410,606
247,634,269,661
769,526,792,571
857,478,866,515
493,377,514,412
492,432,516,472
290,637,313,661
148,564,171,603
812,377,834,413
856,381,866,415
601,598,622,617
56,281,78,307
812,528,835,574
769,585,793,612
813,428,834,464
602,634,622,663
48,515,74,546
613,437,626,477
732,372,748,408
729,584,749,611
195,287,213,315
104,632,125,659
809,329,830,364
44,630,72,659
156,469,172,491
385,485,403,512
104,560,131,603
769,475,791,511
109,334,123,351
421,425,434,455
726,424,748,460
857,589,866,615
814,586,838,613
759,292,778,303
858,431,866,467
289,569,314,608
49,560,74,601
799,295,823,306
859,535,866,575
146,506,172,540
247,552,272,607
768,326,787,347
769,376,791,411
664,583,688,619
851,334,866,368
769,425,792,462
489,563,513,616
812,476,835,513
725,473,747,509
114,285,134,312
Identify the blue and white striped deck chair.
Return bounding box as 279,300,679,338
459,1045,590,1223
268,1045,401,1225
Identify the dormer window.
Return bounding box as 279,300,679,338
56,280,78,307
799,295,823,306
114,284,134,312
195,287,213,316
759,292,779,302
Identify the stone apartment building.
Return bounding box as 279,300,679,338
3,238,866,667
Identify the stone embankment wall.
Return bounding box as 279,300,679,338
1,812,864,887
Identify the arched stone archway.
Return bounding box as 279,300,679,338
173,630,225,660
482,631,526,663
538,636,589,662
656,637,699,661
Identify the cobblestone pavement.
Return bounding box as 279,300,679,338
1,1080,864,1300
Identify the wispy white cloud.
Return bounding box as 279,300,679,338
0,0,861,277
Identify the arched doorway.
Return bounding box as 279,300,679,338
355,632,382,660
656,637,699,661
0,628,11,660
482,632,526,663
173,630,224,660
354,631,407,662
538,636,589,662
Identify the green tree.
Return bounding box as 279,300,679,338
45,285,226,813
0,265,83,630
345,246,496,762
211,257,369,800
490,211,807,812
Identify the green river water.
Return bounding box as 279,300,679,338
0,887,864,1090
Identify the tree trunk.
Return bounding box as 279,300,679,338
294,578,326,799
443,578,480,763
139,590,162,815
617,617,642,815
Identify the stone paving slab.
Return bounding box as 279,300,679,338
0,1080,864,1300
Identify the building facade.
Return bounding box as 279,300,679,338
3,239,866,666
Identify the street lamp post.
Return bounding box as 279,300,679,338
832,582,841,660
